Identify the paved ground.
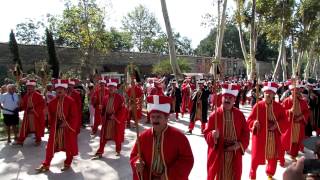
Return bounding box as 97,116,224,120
0,104,315,180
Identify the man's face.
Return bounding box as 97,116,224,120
150,111,168,132
222,95,235,110
99,83,105,88
55,87,66,96
198,83,204,89
172,83,176,88
27,85,35,93
7,86,14,94
264,91,275,104
68,84,74,90
131,80,136,86
108,85,116,93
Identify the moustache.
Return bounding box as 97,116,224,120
224,101,231,104
152,122,160,125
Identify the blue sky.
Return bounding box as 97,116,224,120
0,0,235,48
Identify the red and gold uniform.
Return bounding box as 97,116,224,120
95,79,127,156
91,77,109,134
17,80,45,144
204,83,249,180
247,82,287,179
281,84,310,160
126,82,143,127
40,79,79,169
130,95,194,180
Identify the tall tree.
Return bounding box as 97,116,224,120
9,30,23,72
121,5,162,52
46,29,59,78
249,0,257,80
160,0,181,76
55,0,110,78
105,28,133,52
235,0,251,77
15,18,44,45
210,0,228,77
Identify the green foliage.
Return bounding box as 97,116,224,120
255,33,278,61
0,66,8,85
195,23,245,58
106,28,133,52
121,4,162,52
152,58,191,75
15,18,44,45
9,30,23,71
46,29,60,78
55,0,109,53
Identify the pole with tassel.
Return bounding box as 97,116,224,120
127,63,143,180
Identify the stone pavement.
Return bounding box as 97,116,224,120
0,104,315,180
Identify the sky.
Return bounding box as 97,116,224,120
0,0,235,48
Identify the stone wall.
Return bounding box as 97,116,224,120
0,43,273,78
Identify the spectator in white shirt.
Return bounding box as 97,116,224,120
0,84,20,143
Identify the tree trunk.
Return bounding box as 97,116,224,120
249,0,257,80
272,39,283,81
282,44,287,81
290,33,296,78
304,42,315,80
160,0,181,77
312,56,319,78
295,50,304,77
211,0,227,78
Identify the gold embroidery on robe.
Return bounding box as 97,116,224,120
151,133,164,176
27,94,35,132
104,96,115,140
266,103,277,159
54,98,66,151
195,91,203,120
292,99,302,143
171,89,176,112
219,110,237,180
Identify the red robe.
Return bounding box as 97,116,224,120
210,93,222,111
18,91,46,141
247,101,287,164
126,85,143,120
281,96,310,151
68,89,82,133
91,87,109,132
181,84,192,114
204,107,249,180
44,95,79,161
100,93,126,143
130,126,194,180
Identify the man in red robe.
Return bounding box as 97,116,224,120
92,79,126,158
281,81,310,162
247,82,287,180
166,79,182,121
181,79,193,117
204,83,249,180
36,79,79,172
186,79,211,134
126,77,143,128
67,78,82,133
14,79,45,146
130,95,194,180
91,76,109,135
146,79,164,123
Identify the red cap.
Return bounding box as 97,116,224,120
52,79,68,89
147,95,171,114
262,82,278,94
107,78,118,87
26,79,36,86
221,83,240,97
